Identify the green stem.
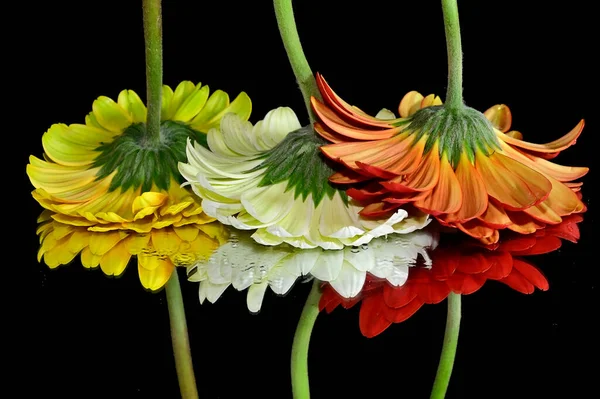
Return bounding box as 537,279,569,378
441,0,464,109
273,0,322,123
430,293,462,399
142,0,163,144
165,270,199,399
291,280,322,399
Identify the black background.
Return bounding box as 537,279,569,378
11,1,596,398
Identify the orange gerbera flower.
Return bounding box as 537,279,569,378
312,74,587,244
319,215,582,338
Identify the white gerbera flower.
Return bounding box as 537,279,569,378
179,107,430,250
187,228,438,312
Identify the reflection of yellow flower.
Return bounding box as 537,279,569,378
27,81,250,288
38,211,228,290
179,107,430,250
187,227,437,312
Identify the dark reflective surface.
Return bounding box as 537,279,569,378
16,0,596,398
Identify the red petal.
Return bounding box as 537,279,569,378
415,281,451,304
456,253,491,274
497,234,537,252
383,282,418,308
498,269,535,294
511,235,562,256
359,295,393,338
482,251,513,280
447,273,487,295
382,298,425,323
512,259,549,291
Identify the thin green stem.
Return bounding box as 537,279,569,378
441,0,464,109
291,280,322,399
165,270,199,399
273,0,322,123
142,0,163,144
430,293,462,399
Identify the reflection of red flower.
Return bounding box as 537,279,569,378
319,215,582,338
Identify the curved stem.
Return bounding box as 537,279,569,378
291,280,322,399
430,293,462,399
165,270,199,399
273,0,322,123
142,0,163,144
441,0,464,109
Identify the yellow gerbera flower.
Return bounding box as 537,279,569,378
37,210,228,291
179,107,430,250
27,81,251,288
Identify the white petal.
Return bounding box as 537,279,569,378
329,261,367,298
204,281,230,303
247,281,269,313
343,244,375,272
319,192,364,238
253,107,302,149
309,250,344,282
221,113,261,156
268,264,299,296
241,183,294,224
282,249,321,276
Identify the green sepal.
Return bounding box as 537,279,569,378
253,125,348,207
93,121,206,192
406,105,501,168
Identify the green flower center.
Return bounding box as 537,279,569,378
93,121,207,192
404,105,501,168
253,125,347,207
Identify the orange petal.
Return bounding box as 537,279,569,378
456,220,499,244
541,175,586,216
506,130,523,140
314,122,345,144
476,152,551,210
477,199,512,228
359,202,399,218
329,169,371,184
346,183,387,202
501,143,588,182
484,104,512,132
321,135,405,165
414,155,462,215
355,137,425,177
496,119,584,153
443,154,488,223
381,141,441,193
524,200,562,224
506,211,545,234
312,97,402,140
316,74,403,127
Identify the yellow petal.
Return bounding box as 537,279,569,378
92,96,132,133
173,225,201,242
117,89,147,123
88,231,128,256
484,104,512,133
399,91,424,117
173,84,210,122
168,81,197,120
132,192,168,218
99,239,132,276
81,247,102,268
138,259,174,290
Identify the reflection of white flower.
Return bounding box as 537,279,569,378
178,107,430,250
186,228,438,312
